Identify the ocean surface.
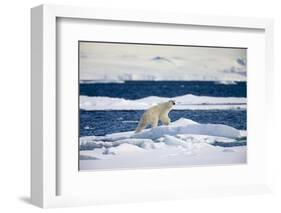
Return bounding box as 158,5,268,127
80,80,246,99
79,81,247,138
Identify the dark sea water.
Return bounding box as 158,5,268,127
79,81,247,137
80,80,246,99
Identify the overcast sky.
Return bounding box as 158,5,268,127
79,42,246,81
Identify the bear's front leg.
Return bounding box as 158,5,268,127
160,115,170,126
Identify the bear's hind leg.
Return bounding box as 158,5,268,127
151,118,159,128
135,119,147,133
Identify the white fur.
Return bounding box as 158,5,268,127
135,101,174,133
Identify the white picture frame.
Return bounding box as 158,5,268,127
31,4,274,208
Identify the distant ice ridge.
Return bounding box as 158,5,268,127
80,94,246,111
214,80,237,85
79,118,247,170
80,80,125,84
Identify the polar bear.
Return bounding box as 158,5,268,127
135,100,175,133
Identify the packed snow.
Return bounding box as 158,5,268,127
80,118,247,170
80,94,246,111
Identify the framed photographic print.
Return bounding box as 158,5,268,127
31,4,274,208
78,41,247,171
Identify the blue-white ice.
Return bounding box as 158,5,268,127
80,118,246,170
80,94,246,111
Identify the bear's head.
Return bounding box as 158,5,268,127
167,100,176,108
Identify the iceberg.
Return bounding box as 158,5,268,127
80,94,246,111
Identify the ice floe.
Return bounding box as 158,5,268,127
80,94,246,111
79,118,247,170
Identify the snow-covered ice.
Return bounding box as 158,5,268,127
80,94,246,111
80,118,247,170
